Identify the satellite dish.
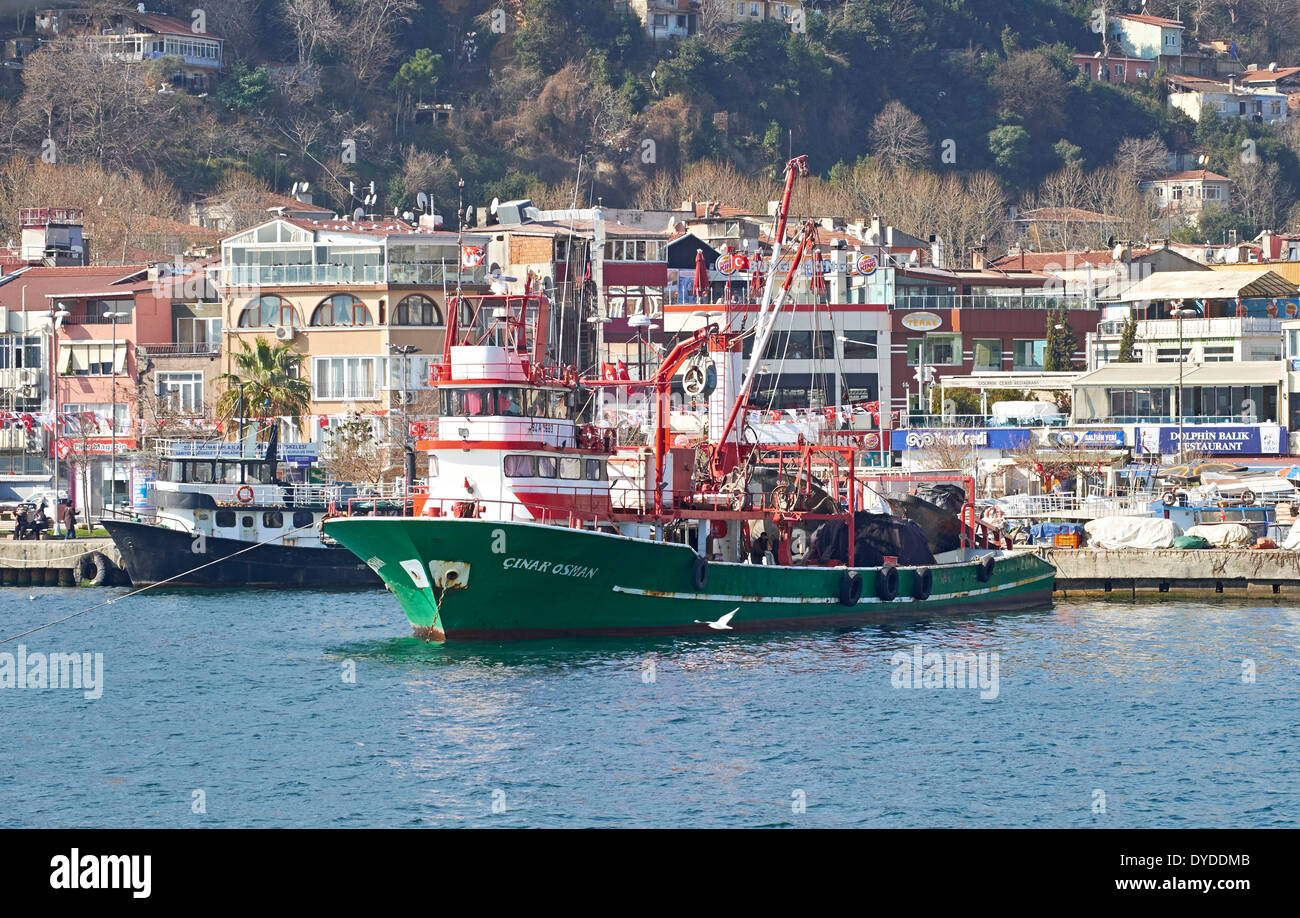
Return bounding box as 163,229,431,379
490,197,500,216
290,182,299,195
416,192,428,211
301,181,310,192
353,207,365,221
402,211,415,222
465,204,476,227
1112,243,1125,260
907,250,919,266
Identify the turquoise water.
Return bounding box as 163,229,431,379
1,587,1296,827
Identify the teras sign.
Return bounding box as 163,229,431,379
900,312,942,332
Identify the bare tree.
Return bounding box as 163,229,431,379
1230,158,1285,233
1113,135,1171,183
281,0,343,68
868,101,930,169
339,0,419,89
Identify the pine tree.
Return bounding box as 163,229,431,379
1117,316,1137,363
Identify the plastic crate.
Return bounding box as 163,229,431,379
1053,532,1080,548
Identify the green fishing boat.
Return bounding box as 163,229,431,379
323,155,1054,641
325,515,1053,641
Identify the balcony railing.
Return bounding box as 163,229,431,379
902,414,1067,429
1096,317,1282,336
895,294,1092,311
137,343,220,357
220,264,485,288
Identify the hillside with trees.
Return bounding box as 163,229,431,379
1,0,1299,260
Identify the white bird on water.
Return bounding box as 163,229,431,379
695,608,738,631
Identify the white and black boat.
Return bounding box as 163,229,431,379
103,430,383,588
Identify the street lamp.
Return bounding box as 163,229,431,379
388,343,422,491
1170,301,1199,466
104,309,131,517
48,304,70,534
628,313,658,381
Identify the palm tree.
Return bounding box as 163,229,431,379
215,338,311,439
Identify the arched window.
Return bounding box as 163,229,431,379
393,294,443,326
311,294,372,327
238,296,299,328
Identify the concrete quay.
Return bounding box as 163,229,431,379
0,538,126,587
1037,547,1300,597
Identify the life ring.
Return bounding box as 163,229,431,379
839,570,863,606
876,565,899,602
74,551,111,586
981,506,1004,528
691,555,709,591
710,520,728,539
235,485,255,504
976,554,996,583
1241,489,1257,506
1161,491,1177,507
913,567,933,601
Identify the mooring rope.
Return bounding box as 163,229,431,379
0,520,323,646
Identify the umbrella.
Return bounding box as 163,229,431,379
693,249,707,301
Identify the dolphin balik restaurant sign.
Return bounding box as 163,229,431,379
1137,425,1287,455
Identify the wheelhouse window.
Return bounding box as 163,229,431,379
537,456,558,478
311,294,372,327
504,455,537,477
559,457,582,479
238,295,299,328
440,387,532,417
393,294,442,326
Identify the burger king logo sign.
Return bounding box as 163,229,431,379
900,312,942,332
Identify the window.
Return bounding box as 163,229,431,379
393,294,442,326
263,511,284,528
176,316,221,350
311,294,372,327
215,510,236,528
654,13,667,27
311,356,381,400
504,455,537,477
59,343,126,376
242,515,255,528
972,339,1002,371
906,334,962,366
559,457,582,479
537,456,557,478
0,335,41,369
585,459,605,481
441,387,528,417
1203,345,1235,362
840,330,877,359
63,402,128,433
292,510,314,528
1012,339,1046,371
238,295,298,328
157,371,203,414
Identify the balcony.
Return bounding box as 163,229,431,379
137,343,220,357
895,294,1092,311
1097,316,1281,337
220,263,484,288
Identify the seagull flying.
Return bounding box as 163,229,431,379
695,608,738,631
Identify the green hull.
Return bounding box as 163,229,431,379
324,517,1055,641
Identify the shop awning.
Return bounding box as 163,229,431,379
1071,361,1283,387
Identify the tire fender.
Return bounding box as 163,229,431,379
691,555,708,591
913,567,933,601
976,554,995,583
839,570,862,606
876,565,899,602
